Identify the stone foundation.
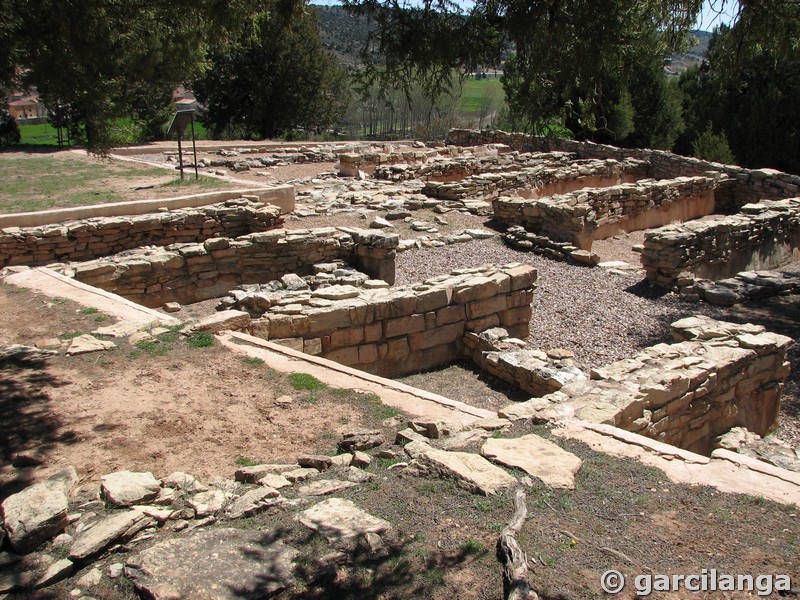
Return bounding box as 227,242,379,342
61,228,398,308
641,198,800,288
500,316,793,455
447,128,800,211
421,158,648,201
244,264,537,378
0,199,283,268
494,176,718,250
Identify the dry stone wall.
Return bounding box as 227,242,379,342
447,129,800,211
245,264,537,378
0,199,282,268
494,176,718,250
642,198,800,288
421,158,648,201
500,316,792,455
62,228,398,308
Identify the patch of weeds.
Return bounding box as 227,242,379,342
330,387,357,398
338,415,350,425
375,457,402,469
127,349,143,360
473,499,495,513
242,356,265,367
133,340,170,358
235,456,260,467
94,314,109,323
299,392,320,404
156,332,179,343
487,521,503,532
364,480,381,492
416,481,439,497
186,332,214,348
60,331,84,340
458,539,484,555
422,567,446,584
491,430,504,439
78,307,98,315
320,430,338,441
357,391,400,420
166,323,185,333
288,373,327,391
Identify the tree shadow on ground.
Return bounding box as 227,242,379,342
0,346,72,497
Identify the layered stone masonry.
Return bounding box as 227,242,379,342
690,269,800,307
238,264,537,378
500,316,793,455
422,158,648,201
494,176,718,250
641,198,800,288
447,128,800,211
465,327,587,396
0,198,283,268
372,150,573,182
60,228,398,308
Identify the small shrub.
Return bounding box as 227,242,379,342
186,332,215,348
0,111,21,146
235,456,260,467
458,539,484,555
692,124,737,165
288,373,326,391
94,315,108,323
243,356,265,367
60,331,84,339
78,307,98,315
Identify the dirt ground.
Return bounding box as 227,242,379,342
0,284,401,498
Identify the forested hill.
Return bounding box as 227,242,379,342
314,5,712,73
315,5,374,69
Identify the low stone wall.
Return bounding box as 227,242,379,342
372,151,572,182
62,228,398,308
494,176,717,250
0,199,283,268
500,316,793,455
245,264,537,378
642,198,800,288
421,158,647,201
447,129,800,211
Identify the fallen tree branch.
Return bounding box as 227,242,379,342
497,488,539,600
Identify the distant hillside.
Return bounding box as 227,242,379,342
314,5,374,69
666,30,713,76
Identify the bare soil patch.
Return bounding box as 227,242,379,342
0,284,401,497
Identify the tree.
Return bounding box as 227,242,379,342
677,1,800,172
343,0,704,142
193,8,351,140
692,124,736,164
0,110,20,146
0,0,292,153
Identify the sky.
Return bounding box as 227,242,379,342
695,0,740,31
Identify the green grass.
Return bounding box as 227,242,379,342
235,456,260,467
18,123,63,146
185,332,215,348
78,307,98,315
457,77,505,114
60,331,84,340
457,539,484,555
242,356,265,367
288,373,327,391
0,153,227,214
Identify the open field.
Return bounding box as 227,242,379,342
0,150,230,213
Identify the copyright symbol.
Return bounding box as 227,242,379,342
601,570,625,594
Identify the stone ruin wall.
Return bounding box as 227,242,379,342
500,316,792,455
641,199,800,288
62,228,398,308
244,264,537,378
494,176,718,250
421,158,649,201
447,128,800,212
0,199,283,268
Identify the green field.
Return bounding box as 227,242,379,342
18,119,209,147
457,77,505,113
0,153,227,214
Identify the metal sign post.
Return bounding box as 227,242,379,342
167,109,199,180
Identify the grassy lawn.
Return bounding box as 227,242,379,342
457,77,505,114
18,119,209,147
0,152,229,214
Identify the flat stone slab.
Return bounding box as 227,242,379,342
408,444,517,495
101,471,161,507
297,498,390,542
66,334,116,356
2,480,69,554
297,480,358,497
194,310,251,334
69,509,150,561
125,528,298,599
226,487,281,519
481,434,583,489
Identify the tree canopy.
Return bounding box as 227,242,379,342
193,7,351,140
0,0,302,152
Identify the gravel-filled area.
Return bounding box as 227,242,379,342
396,237,800,446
